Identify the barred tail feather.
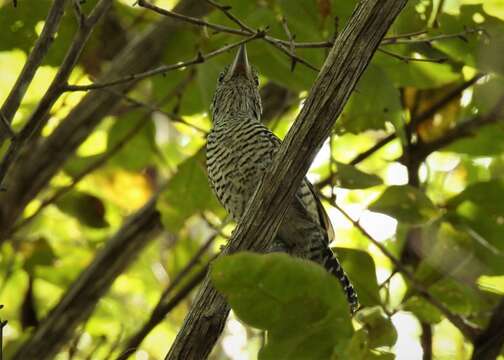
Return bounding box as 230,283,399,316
318,247,360,314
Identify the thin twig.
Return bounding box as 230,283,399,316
205,0,255,33
64,33,263,92
378,48,447,63
280,17,297,72
381,28,482,45
137,0,247,36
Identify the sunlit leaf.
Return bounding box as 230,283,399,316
334,162,383,189
368,185,440,225
211,252,354,360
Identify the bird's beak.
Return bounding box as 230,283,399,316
225,44,252,81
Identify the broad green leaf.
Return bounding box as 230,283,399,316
354,307,398,348
335,162,383,189
368,185,440,225
158,150,223,231
211,252,354,360
337,248,381,306
338,65,402,134
54,190,108,228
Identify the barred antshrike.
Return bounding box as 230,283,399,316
206,45,359,313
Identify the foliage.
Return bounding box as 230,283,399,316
0,0,503,359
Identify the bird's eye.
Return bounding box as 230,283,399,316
218,72,225,83
254,76,259,86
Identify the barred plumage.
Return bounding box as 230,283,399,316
207,45,359,314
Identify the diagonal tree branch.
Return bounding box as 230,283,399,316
165,0,409,358
471,297,504,360
0,0,113,187
11,196,162,360
0,0,67,147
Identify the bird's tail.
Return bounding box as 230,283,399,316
311,244,360,314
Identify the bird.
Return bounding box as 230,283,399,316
206,45,359,314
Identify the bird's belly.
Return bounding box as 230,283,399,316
207,143,267,221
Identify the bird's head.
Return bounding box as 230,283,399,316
211,45,262,122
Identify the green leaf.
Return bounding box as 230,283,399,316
338,65,402,134
54,190,108,228
368,185,440,225
355,307,397,348
337,248,381,306
434,5,504,76
211,252,354,360
158,150,223,231
334,162,383,189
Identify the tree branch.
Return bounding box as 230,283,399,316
0,0,113,187
11,196,162,360
165,1,409,358
471,297,504,360
0,0,66,146
0,0,213,243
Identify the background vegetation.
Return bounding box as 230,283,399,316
0,0,503,359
